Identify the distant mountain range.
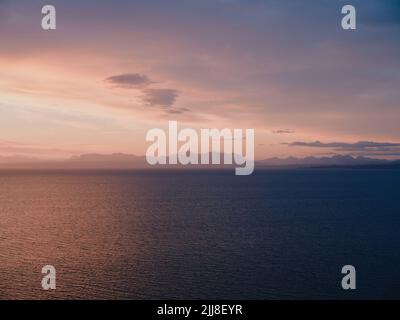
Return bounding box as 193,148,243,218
0,153,399,169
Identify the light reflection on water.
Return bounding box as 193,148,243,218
0,169,400,299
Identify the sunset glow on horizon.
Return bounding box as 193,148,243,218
1,0,399,160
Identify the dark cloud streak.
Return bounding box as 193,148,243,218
142,88,179,108
104,73,153,88
285,140,400,156
104,73,185,112
286,141,400,149
272,129,295,134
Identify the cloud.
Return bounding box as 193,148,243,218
272,129,295,134
104,73,183,112
286,141,400,149
165,107,190,114
284,140,400,156
142,88,179,107
104,73,153,88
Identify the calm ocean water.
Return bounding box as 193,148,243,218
0,169,399,299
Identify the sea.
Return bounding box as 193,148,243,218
0,168,399,299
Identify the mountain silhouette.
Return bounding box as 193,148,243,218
0,153,397,169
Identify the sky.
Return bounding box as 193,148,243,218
0,0,399,160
